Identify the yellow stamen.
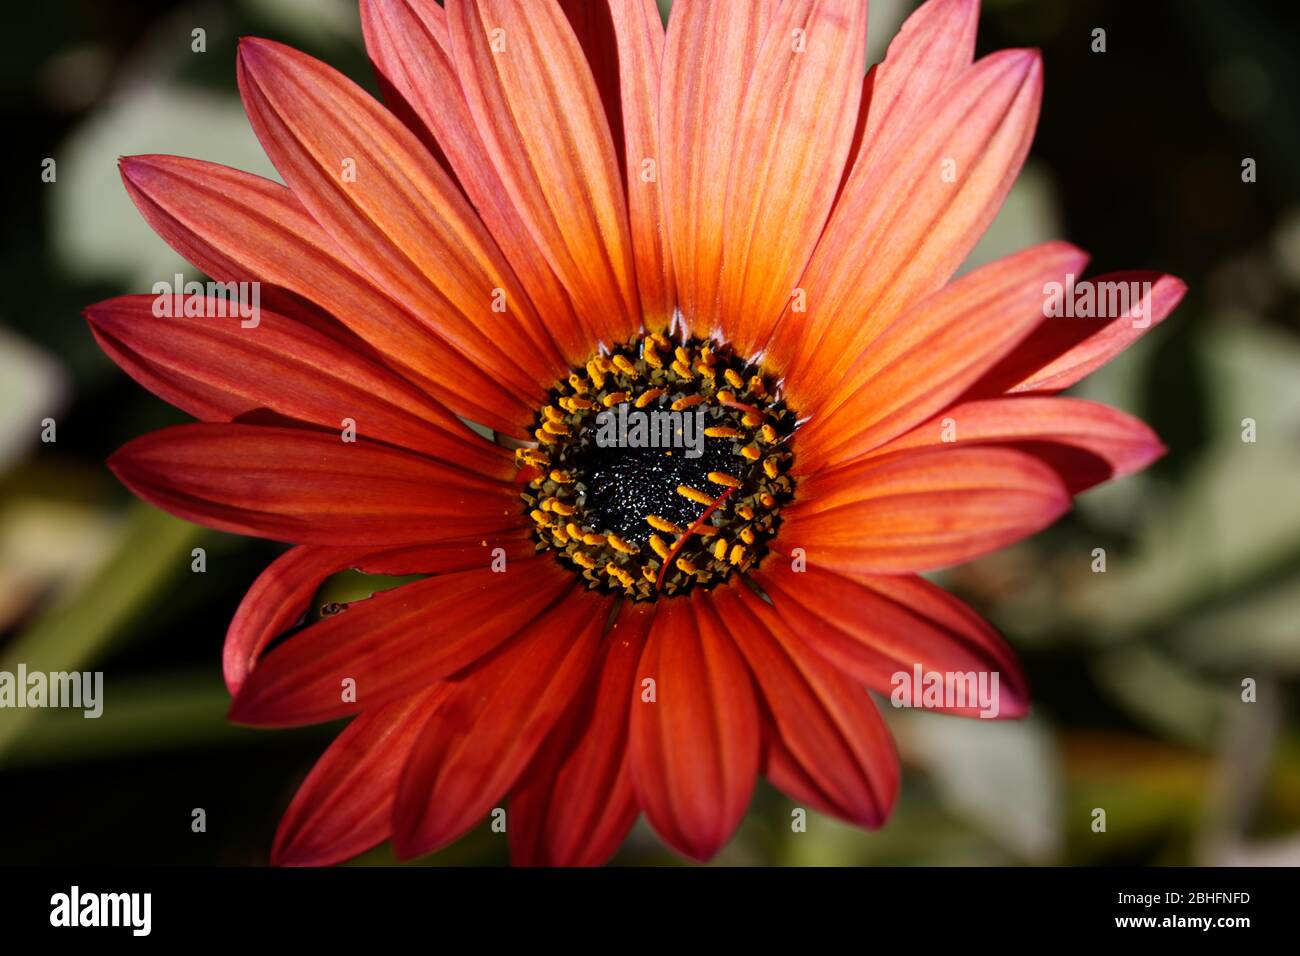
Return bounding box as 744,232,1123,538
550,470,575,484
712,538,728,561
729,544,747,565
676,485,715,506
649,534,671,559
724,368,745,389
612,354,638,377
739,444,761,461
603,391,630,407
708,471,742,488
759,424,777,443
607,534,639,555
646,514,684,534
586,359,606,389
670,359,693,380
635,388,665,408
671,395,704,410
763,457,780,479
675,557,699,575
571,552,596,570
705,426,742,439
543,420,571,436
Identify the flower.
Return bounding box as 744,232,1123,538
84,0,1184,866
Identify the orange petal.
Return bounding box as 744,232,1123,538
360,0,590,365
754,558,1031,719
109,423,520,547
795,241,1089,472
719,0,868,355
629,593,760,860
606,0,677,332
85,294,508,475
445,0,639,347
864,396,1167,494
222,533,535,696
236,38,566,399
779,445,1070,573
973,272,1187,395
271,686,449,866
391,588,611,858
659,0,781,334
710,583,899,826
773,48,1044,410
228,556,574,727
119,154,532,435
509,600,654,866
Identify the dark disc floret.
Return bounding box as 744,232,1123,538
516,332,796,601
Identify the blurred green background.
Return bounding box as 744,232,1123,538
2,0,1298,865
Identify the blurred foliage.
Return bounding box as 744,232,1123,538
0,0,1298,866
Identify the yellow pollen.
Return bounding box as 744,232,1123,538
646,514,684,534
603,391,630,407
542,420,571,436
763,458,780,479
739,444,761,461
572,552,596,569
676,485,715,506
675,557,699,575
586,359,606,389
529,509,551,526
705,426,742,439
741,412,764,427
612,355,638,377
670,359,693,379
759,424,777,443
635,388,665,408
671,395,705,410
543,405,565,422
712,538,728,561
583,532,607,546
708,471,742,488
724,368,745,389
549,500,576,517
607,534,639,555
729,544,747,565
550,470,574,483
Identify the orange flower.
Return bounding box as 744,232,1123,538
84,0,1183,865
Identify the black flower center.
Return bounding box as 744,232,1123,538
516,334,796,601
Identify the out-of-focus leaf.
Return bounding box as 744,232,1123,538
0,329,68,473
0,503,206,762
51,86,274,289
1092,645,1235,748
888,708,1064,863
2,672,246,768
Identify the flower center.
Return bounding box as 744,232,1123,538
516,333,796,601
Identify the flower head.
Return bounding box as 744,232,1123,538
85,0,1184,865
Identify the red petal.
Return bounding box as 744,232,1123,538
229,556,573,727
629,593,760,860
119,154,532,435
444,0,640,347
509,601,654,866
971,272,1187,395
864,396,1166,494
659,0,781,334
223,532,534,695
719,0,868,355
391,588,612,858
359,0,589,364
773,48,1043,410
236,37,566,402
754,559,1030,719
709,583,899,826
604,0,677,332
795,241,1089,473
109,423,519,547
85,294,507,474
780,446,1070,574
271,686,449,866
